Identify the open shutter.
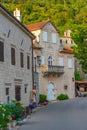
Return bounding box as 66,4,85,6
41,56,45,65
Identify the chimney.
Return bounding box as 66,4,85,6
14,8,21,21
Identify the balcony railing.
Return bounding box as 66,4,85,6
43,65,64,76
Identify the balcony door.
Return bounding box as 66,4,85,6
48,56,52,66
47,83,54,100
15,85,21,101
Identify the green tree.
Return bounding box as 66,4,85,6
72,26,87,73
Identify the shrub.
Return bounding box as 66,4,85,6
57,94,69,101
9,100,25,121
0,103,11,129
39,94,47,101
83,93,87,97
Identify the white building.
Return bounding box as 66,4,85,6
0,5,35,105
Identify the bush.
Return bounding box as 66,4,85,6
0,103,11,129
83,93,87,97
57,94,69,101
9,100,25,121
39,94,47,101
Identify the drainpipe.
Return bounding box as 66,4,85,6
31,40,34,90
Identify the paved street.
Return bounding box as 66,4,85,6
19,98,87,130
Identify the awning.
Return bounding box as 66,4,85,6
75,81,87,85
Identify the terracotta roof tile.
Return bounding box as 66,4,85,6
64,46,73,52
60,46,73,54
27,20,50,31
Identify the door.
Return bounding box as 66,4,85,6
15,86,21,101
47,83,55,101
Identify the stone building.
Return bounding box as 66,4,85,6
0,5,35,105
27,20,75,100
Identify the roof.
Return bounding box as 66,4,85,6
0,4,35,39
60,46,73,54
75,81,87,85
27,20,59,32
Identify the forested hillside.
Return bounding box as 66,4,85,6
1,0,87,35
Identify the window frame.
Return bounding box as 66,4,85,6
27,55,30,69
68,58,73,68
48,56,52,66
20,51,24,68
52,33,56,43
43,31,47,42
6,88,9,95
11,47,16,65
59,57,64,66
0,41,4,62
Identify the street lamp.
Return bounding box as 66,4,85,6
38,58,41,66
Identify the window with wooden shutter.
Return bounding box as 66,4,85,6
11,47,15,65
27,55,30,69
20,52,24,67
59,57,64,66
52,33,56,43
43,31,47,42
68,58,72,68
41,56,45,65
0,41,4,62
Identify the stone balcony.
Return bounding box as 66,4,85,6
43,65,64,76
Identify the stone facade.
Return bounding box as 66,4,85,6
0,5,35,106
27,20,75,100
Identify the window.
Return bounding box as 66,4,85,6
48,56,52,66
0,41,4,62
27,55,30,69
25,86,27,93
66,40,67,44
60,39,62,43
11,47,15,65
52,33,56,43
15,86,21,101
59,57,64,66
68,58,72,68
41,56,45,65
37,56,41,65
6,88,9,95
20,52,24,67
43,31,47,42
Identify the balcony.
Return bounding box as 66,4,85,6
43,65,64,76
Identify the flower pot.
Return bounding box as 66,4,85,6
10,120,16,128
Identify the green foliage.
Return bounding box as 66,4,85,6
1,0,87,35
0,100,25,129
39,94,47,101
8,100,25,121
72,26,87,73
57,94,69,100
75,71,82,80
0,103,11,129
83,93,87,97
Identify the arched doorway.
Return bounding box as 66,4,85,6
47,83,55,101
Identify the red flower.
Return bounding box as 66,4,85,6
11,115,15,120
